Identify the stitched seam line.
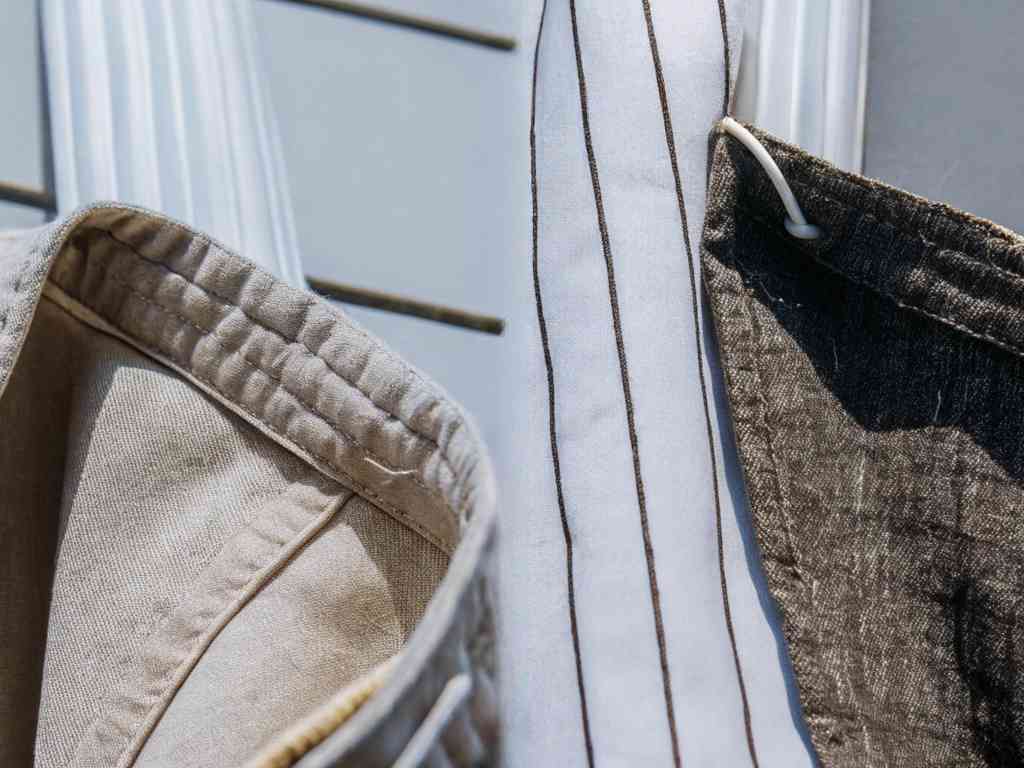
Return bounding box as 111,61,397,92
735,154,1024,279
711,155,898,762
702,259,833,757
93,227,453,495
44,283,451,555
106,226,464,464
732,135,1023,256
109,491,356,768
66,231,461,542
835,201,1024,290
789,178,1024,278
90,225,464,493
734,203,1024,366
733,277,804,572
85,231,447,497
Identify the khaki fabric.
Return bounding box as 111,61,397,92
132,495,446,768
0,206,497,768
1,296,69,766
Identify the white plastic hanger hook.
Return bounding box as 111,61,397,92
721,117,822,240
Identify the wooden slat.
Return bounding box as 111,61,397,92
0,181,55,211
307,276,504,335
271,0,516,50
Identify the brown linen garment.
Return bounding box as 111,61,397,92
701,122,1024,767
0,205,496,768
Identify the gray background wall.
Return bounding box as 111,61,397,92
863,1,1024,232
255,0,530,458
0,1,49,230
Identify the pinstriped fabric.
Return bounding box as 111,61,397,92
529,0,596,764
640,0,760,765
512,1,824,765
568,2,683,764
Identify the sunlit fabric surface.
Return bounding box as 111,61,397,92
500,1,816,765
0,205,497,768
703,124,1024,768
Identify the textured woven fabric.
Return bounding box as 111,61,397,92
25,299,352,768
702,123,1024,767
0,205,497,768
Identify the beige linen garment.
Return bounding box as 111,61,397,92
0,204,497,768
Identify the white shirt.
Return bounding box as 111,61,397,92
499,1,816,765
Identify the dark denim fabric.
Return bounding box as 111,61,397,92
702,124,1024,767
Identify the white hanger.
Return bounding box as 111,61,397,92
721,117,822,240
